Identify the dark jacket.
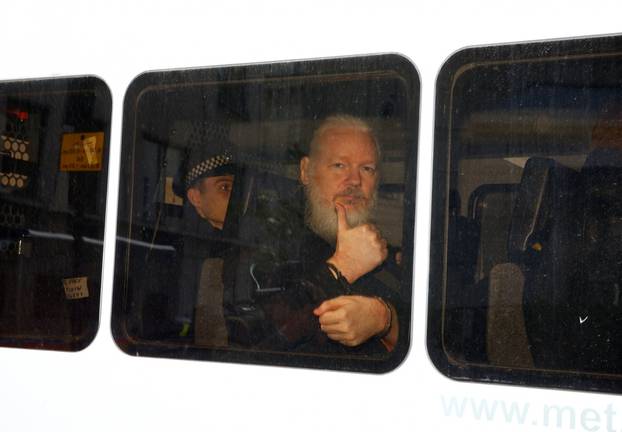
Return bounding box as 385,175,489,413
256,225,402,356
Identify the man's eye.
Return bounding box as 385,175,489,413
332,163,345,169
219,183,232,192
362,166,376,174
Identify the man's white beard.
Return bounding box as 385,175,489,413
304,183,376,245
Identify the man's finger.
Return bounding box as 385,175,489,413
313,300,334,316
325,333,358,346
320,323,347,333
335,203,350,233
317,310,345,326
313,296,350,316
325,333,352,343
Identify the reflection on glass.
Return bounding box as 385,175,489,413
113,55,418,372
0,77,111,351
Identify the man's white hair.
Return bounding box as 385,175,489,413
308,114,381,161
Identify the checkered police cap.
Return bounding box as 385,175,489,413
183,150,234,190
173,120,236,196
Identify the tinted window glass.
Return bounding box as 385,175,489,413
0,76,111,351
428,35,622,392
113,55,419,372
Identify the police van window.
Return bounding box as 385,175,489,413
112,55,418,373
427,35,622,392
0,76,111,351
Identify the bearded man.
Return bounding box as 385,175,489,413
261,115,400,354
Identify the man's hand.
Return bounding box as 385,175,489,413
313,295,388,347
327,203,388,283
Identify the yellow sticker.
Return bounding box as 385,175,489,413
60,132,104,172
62,277,89,300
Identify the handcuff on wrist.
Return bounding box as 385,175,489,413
326,261,351,294
375,296,393,339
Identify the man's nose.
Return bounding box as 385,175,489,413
345,167,361,186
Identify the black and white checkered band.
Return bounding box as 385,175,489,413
184,152,233,189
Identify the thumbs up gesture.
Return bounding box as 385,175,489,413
327,203,388,283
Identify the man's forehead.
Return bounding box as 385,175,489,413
320,126,372,140
315,127,377,157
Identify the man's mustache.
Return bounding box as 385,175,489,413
334,187,366,200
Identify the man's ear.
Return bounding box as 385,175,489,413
186,187,201,208
300,156,310,185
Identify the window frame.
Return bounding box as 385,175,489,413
427,34,622,393
112,54,420,373
0,75,112,352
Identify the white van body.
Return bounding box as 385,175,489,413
1,1,621,431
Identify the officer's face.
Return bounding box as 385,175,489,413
187,175,234,229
